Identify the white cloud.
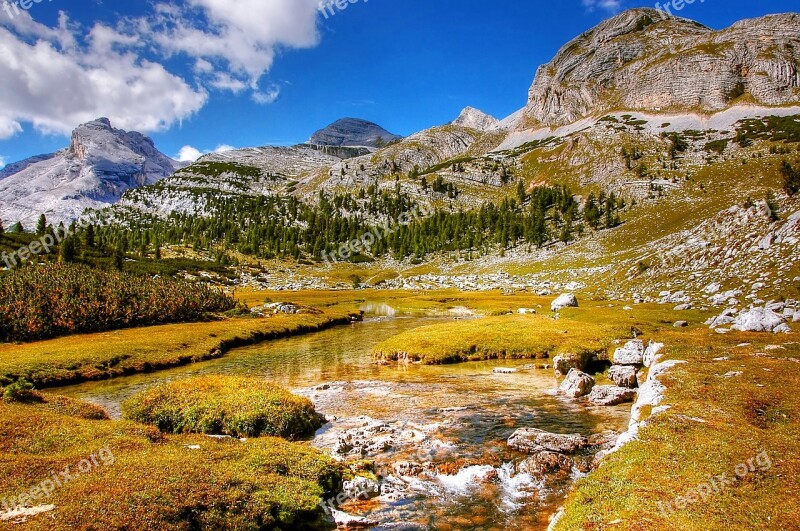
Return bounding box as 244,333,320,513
0,0,324,139
176,143,237,162
177,145,203,162
0,13,207,137
0,155,6,169
252,86,281,105
582,0,624,12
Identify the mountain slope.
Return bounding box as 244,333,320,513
0,118,179,226
522,9,800,128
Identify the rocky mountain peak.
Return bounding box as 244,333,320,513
452,107,499,131
0,118,179,225
308,118,402,148
521,9,800,127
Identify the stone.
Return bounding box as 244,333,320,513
673,321,689,328
608,365,638,388
392,461,424,477
517,451,574,475
612,340,645,366
517,308,537,315
507,428,588,455
588,385,637,406
330,509,378,529
643,341,664,368
553,352,593,375
731,308,787,333
341,476,381,501
551,293,578,312
493,367,518,374
673,304,692,311
559,369,595,398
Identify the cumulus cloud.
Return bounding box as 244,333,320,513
0,0,324,139
582,0,624,12
176,143,237,162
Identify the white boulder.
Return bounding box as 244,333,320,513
559,369,595,398
731,308,787,333
551,293,578,312
613,340,645,366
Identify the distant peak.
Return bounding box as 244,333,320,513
309,118,402,148
452,107,499,131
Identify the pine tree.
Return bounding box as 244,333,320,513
11,222,23,233
36,214,47,236
59,236,78,263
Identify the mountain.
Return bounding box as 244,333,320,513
89,10,800,303
452,107,499,131
308,118,403,148
0,118,179,226
520,9,800,128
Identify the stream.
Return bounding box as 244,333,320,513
59,309,630,530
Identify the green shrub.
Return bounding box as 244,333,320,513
0,263,235,342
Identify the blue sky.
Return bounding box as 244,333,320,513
0,0,797,166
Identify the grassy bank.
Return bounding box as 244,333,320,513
0,310,358,388
123,376,325,439
372,314,631,364
554,327,800,530
0,392,343,529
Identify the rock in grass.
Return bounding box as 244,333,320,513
122,376,325,439
673,321,689,328
559,369,595,398
588,385,637,406
731,308,787,333
508,428,588,455
551,293,578,312
608,365,638,388
612,340,645,366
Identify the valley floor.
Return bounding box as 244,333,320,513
0,290,796,529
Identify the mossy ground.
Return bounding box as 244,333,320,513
554,327,800,530
0,309,357,388
0,395,342,530
123,375,324,439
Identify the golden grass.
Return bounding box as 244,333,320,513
123,376,324,439
554,327,800,530
0,397,343,530
0,310,358,388
371,313,630,364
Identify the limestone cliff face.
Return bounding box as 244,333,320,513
523,9,800,127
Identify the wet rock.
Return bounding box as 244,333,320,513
731,308,787,333
612,340,644,366
551,293,578,312
588,385,637,406
493,367,518,374
608,365,638,388
553,352,593,375
330,508,378,528
342,476,381,501
587,430,619,450
559,368,595,398
392,461,425,477
508,428,588,455
518,451,574,475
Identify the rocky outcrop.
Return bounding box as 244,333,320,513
608,365,638,388
451,107,500,131
0,118,179,225
522,9,800,127
588,385,637,406
559,369,595,398
507,428,588,455
613,340,645,366
309,118,402,148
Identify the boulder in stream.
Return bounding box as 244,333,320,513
559,369,595,398
588,385,637,406
508,428,588,455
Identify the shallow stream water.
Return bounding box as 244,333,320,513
59,309,629,530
